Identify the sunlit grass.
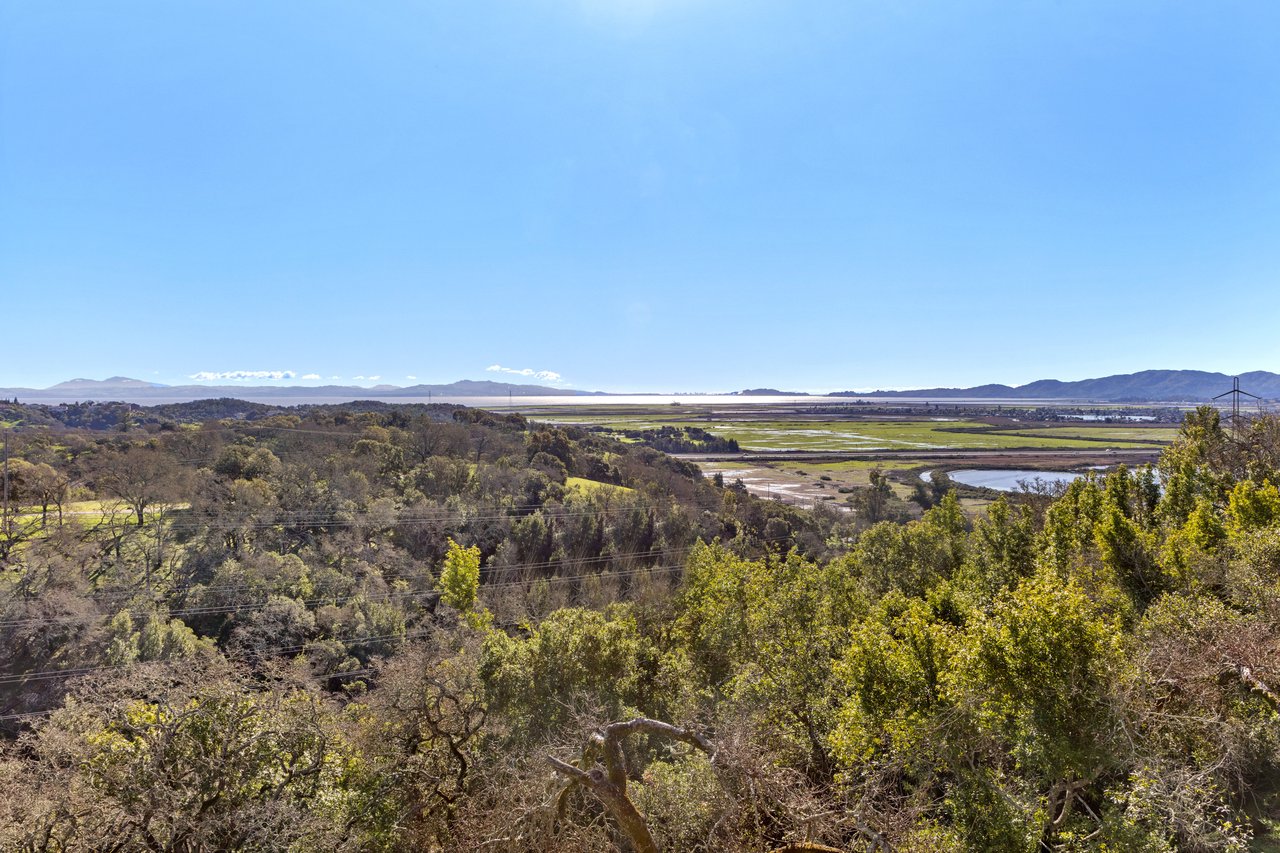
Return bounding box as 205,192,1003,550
542,415,1166,452
565,477,634,496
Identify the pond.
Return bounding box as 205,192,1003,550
927,468,1085,492
1064,414,1155,422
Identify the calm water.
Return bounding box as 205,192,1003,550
1065,414,1156,422
932,468,1084,492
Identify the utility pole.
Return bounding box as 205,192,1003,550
2,429,9,539
152,507,163,595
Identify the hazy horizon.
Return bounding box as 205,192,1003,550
2,367,1275,402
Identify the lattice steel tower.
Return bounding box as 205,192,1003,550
1214,377,1260,440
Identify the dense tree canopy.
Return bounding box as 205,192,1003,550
1,403,1279,850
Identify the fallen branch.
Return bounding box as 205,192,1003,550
1231,663,1280,712
547,716,716,853
547,756,659,853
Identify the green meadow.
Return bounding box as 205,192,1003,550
540,414,1168,453
1001,425,1181,442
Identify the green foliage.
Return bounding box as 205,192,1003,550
942,767,1041,853
139,612,204,661
960,570,1125,782
1158,406,1235,524
1159,497,1227,592
1038,476,1107,576
1227,478,1280,533
956,495,1036,604
437,538,483,625
1,665,385,851
851,494,968,599
1094,497,1161,606
9,402,1280,850
480,605,656,740
1125,593,1280,836
104,610,140,666
213,444,282,481
630,754,728,851
829,594,958,772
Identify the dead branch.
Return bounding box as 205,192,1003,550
547,716,716,853
1228,663,1280,711
547,756,659,853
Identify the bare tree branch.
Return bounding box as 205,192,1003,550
547,716,717,853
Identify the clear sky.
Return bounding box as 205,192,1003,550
3,1,1279,392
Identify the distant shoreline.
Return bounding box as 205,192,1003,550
0,392,1207,408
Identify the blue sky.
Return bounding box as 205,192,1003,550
3,1,1279,392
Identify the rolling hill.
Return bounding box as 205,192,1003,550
844,369,1280,401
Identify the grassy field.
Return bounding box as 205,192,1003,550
4,500,185,546
10,499,170,522
1000,425,1181,442
531,404,1175,519
564,477,634,496
542,414,1168,452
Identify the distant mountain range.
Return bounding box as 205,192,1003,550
1,369,1275,405
845,370,1280,402
47,376,169,391
0,377,603,403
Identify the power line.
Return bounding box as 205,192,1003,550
13,494,677,530
0,535,798,725
0,540,803,685
0,629,438,688
0,561,701,687
0,663,384,724
0,497,691,555
161,503,672,532
76,544,693,605
3,545,700,624
0,588,436,630
2,429,9,540
1,559,700,634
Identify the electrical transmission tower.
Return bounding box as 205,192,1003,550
1213,377,1261,440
